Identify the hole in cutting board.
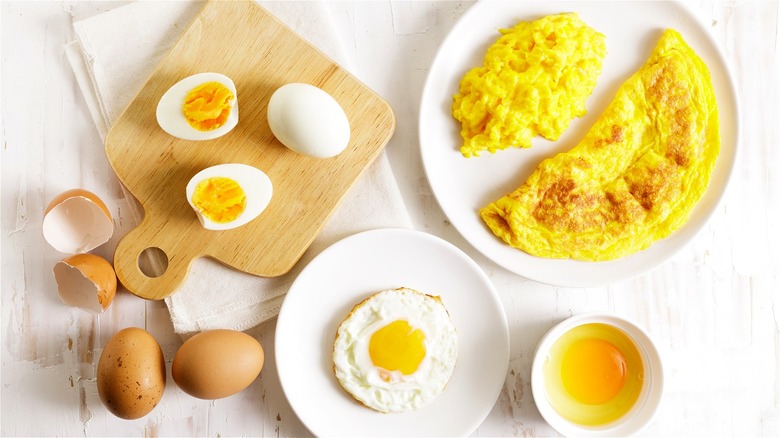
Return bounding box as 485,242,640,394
138,247,169,278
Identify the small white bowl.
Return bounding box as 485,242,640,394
531,313,664,437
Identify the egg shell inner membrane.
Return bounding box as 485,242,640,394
43,197,113,254
53,262,105,313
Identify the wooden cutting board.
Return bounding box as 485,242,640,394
105,1,395,300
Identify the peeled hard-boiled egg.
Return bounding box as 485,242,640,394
332,287,458,413
43,189,114,254
157,72,239,141
267,83,351,158
186,163,272,231
53,253,117,313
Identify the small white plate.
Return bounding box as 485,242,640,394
531,313,664,436
275,228,509,436
419,1,739,287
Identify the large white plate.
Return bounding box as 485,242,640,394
419,1,739,287
275,228,509,437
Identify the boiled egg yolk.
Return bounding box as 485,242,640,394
561,338,627,405
191,177,246,224
183,82,234,131
369,320,426,378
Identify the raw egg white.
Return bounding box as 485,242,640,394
157,72,239,141
542,323,644,426
332,287,458,413
186,163,272,231
267,83,350,158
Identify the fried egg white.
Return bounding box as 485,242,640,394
332,288,458,413
480,29,720,260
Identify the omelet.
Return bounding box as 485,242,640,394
480,29,720,261
452,13,606,157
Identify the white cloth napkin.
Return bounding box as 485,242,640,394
66,1,412,334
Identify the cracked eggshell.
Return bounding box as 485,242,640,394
53,253,117,313
42,189,114,254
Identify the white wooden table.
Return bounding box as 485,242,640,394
2,1,779,436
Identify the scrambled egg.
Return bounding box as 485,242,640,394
480,29,720,261
452,13,606,157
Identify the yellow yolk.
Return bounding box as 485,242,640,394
191,177,246,224
183,82,234,131
561,338,627,404
369,320,426,376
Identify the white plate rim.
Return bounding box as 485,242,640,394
418,0,739,287
274,228,510,437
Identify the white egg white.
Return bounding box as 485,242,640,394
267,83,351,158
332,287,458,413
185,163,272,231
156,72,239,141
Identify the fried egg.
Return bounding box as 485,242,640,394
480,29,720,260
332,287,458,413
452,13,606,157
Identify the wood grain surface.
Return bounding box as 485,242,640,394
106,1,395,300
2,1,779,437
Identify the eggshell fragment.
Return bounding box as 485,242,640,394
42,189,113,254
267,83,351,158
53,253,117,312
172,329,264,400
97,328,166,420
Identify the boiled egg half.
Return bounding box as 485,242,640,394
186,163,272,231
332,287,458,413
157,72,239,141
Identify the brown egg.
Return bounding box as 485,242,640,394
53,253,117,312
172,329,264,400
42,188,114,254
97,328,166,420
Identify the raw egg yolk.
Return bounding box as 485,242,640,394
183,82,233,131
369,320,426,376
191,177,246,224
560,338,627,405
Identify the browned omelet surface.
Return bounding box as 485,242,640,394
480,29,720,261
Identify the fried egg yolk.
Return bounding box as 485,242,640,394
561,338,627,405
183,82,234,131
369,320,426,378
191,177,246,224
